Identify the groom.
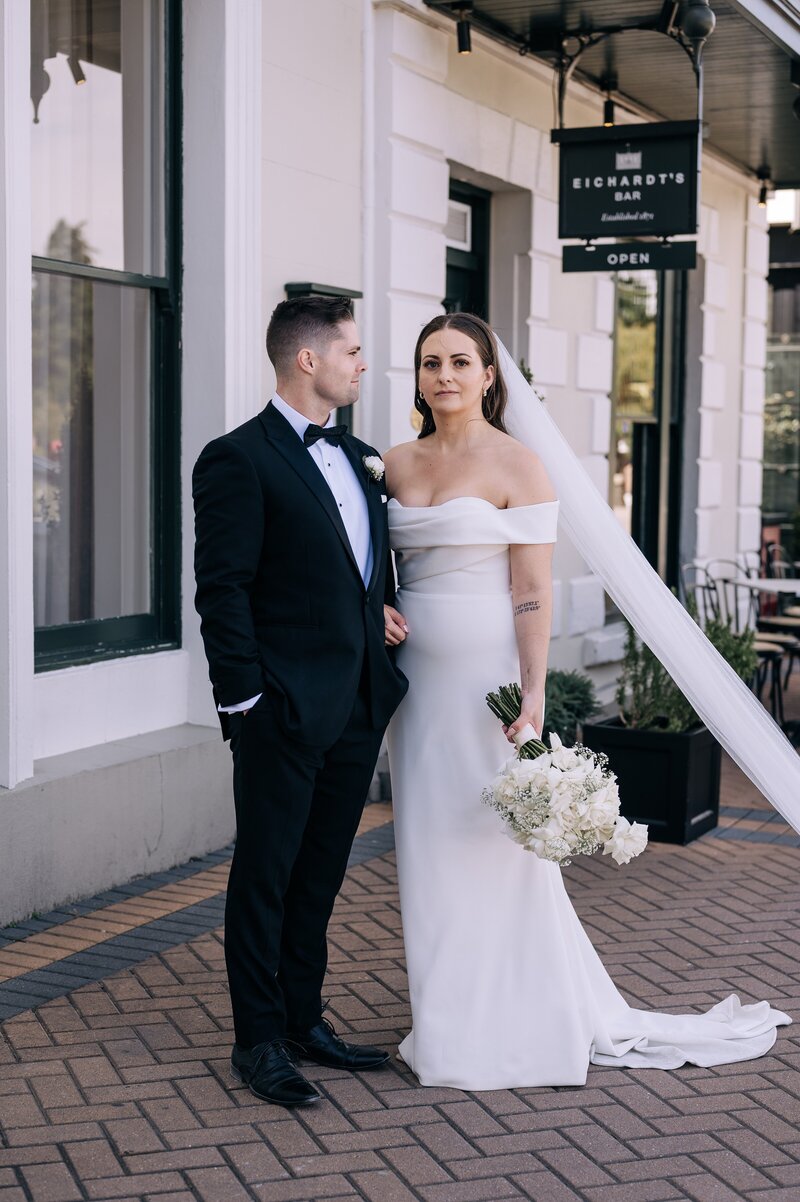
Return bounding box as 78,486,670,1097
193,295,407,1107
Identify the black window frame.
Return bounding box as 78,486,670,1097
32,0,182,672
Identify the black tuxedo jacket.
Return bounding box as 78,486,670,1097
193,402,407,745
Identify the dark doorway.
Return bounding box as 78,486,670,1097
443,180,490,319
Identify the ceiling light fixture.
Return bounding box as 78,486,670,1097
457,16,472,54
67,53,86,85
757,165,771,208
601,73,617,128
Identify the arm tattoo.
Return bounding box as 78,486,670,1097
514,600,542,616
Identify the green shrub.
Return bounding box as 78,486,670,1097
615,601,758,734
543,669,601,745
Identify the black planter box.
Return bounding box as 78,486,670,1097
580,717,721,845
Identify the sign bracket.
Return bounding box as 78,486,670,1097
554,14,707,132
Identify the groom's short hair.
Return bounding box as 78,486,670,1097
266,295,355,374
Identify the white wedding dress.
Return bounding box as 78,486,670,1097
387,496,791,1090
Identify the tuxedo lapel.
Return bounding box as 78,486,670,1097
259,404,362,582
341,435,384,596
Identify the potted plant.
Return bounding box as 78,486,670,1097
581,611,757,845
542,668,600,746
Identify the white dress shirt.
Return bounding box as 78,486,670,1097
220,395,373,714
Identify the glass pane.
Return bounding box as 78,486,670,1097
763,339,800,519
610,271,659,535
32,271,151,626
31,0,165,275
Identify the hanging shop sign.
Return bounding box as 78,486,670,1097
551,120,699,241
562,240,697,273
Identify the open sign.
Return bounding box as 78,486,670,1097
562,241,697,273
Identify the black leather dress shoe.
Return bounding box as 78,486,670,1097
230,1040,320,1107
287,1018,389,1070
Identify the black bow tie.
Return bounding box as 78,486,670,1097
304,423,347,448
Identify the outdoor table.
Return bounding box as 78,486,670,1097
726,577,800,596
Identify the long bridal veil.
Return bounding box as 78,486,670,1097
497,340,800,831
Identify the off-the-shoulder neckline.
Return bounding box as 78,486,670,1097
387,496,558,512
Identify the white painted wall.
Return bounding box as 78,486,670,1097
261,0,365,404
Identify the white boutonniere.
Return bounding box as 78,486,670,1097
362,455,385,482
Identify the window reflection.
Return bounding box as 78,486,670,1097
30,0,164,275
611,272,659,535
32,269,151,626
763,339,800,519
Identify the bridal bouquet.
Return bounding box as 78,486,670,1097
482,684,648,867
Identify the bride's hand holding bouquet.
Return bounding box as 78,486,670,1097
483,682,648,868
503,688,544,749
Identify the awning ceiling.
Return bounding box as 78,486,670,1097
425,1,800,187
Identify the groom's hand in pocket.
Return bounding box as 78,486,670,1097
384,605,409,646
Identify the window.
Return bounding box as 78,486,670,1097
30,0,180,669
610,272,659,539
609,270,686,586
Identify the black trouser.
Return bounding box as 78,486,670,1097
225,682,382,1048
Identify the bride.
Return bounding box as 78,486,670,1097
383,312,790,1091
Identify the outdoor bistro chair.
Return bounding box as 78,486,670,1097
681,563,780,720
739,549,763,579
726,550,800,685
764,544,800,621
739,550,800,681
679,562,714,622
701,559,787,725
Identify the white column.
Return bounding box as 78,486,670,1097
182,0,263,725
224,0,263,433
0,0,34,788
738,198,769,557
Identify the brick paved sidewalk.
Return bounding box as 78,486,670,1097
2,768,800,1200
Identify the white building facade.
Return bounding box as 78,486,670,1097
0,0,797,922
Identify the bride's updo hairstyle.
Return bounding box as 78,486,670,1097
414,312,509,438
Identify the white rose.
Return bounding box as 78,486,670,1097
551,748,573,770
549,784,575,815
495,779,517,805
581,786,620,835
603,817,648,865
513,760,539,787
544,765,563,791
540,814,567,842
